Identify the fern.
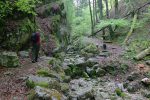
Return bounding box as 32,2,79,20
15,0,41,15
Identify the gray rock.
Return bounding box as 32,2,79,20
69,79,94,100
34,86,66,100
0,51,20,67
141,78,150,85
4,71,14,76
127,72,139,81
127,81,141,93
96,68,106,77
146,60,150,65
141,89,150,98
19,51,29,58
27,75,61,90
60,83,69,93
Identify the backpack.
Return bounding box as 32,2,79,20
31,33,37,43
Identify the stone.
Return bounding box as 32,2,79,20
18,51,29,58
100,92,110,99
27,75,61,90
60,83,69,93
86,58,99,67
0,51,20,67
141,78,150,85
81,44,99,54
127,81,141,92
141,89,150,98
96,68,106,77
99,51,110,57
34,86,66,100
69,79,94,100
127,72,139,81
146,60,150,65
4,71,14,76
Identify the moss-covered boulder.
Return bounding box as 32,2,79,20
0,51,20,67
27,75,61,90
81,44,100,57
33,86,66,100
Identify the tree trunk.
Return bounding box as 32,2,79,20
105,0,115,39
124,14,137,44
93,0,96,25
98,0,103,19
89,0,94,35
105,0,109,18
94,0,98,22
115,0,119,18
135,47,150,60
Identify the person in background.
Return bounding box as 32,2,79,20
31,30,41,63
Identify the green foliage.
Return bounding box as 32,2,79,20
72,7,91,37
26,80,49,88
37,69,50,77
123,39,150,60
15,0,40,15
0,1,13,19
27,90,36,100
36,82,49,88
115,88,126,98
96,19,130,30
72,36,91,51
26,80,35,88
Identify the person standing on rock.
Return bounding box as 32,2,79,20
31,30,41,63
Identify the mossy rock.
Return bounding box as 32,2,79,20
0,51,20,67
34,86,66,100
26,75,60,90
60,83,69,93
81,43,99,57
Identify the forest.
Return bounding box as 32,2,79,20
0,0,150,100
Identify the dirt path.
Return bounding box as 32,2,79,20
0,57,50,100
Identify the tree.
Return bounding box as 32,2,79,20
98,0,103,19
105,0,109,18
93,0,96,25
115,0,119,18
89,0,94,35
104,0,115,40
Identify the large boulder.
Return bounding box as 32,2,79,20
0,51,20,67
27,75,61,90
81,44,100,57
34,86,66,100
69,78,94,100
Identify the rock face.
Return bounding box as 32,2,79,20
0,51,20,67
69,79,94,100
146,60,150,65
127,72,140,81
27,75,61,90
34,86,66,100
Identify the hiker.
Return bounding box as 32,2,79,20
31,31,41,63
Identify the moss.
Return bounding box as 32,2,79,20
80,43,99,57
26,80,35,89
36,82,49,88
50,89,63,100
115,88,126,98
26,80,49,88
27,90,36,100
37,69,50,77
